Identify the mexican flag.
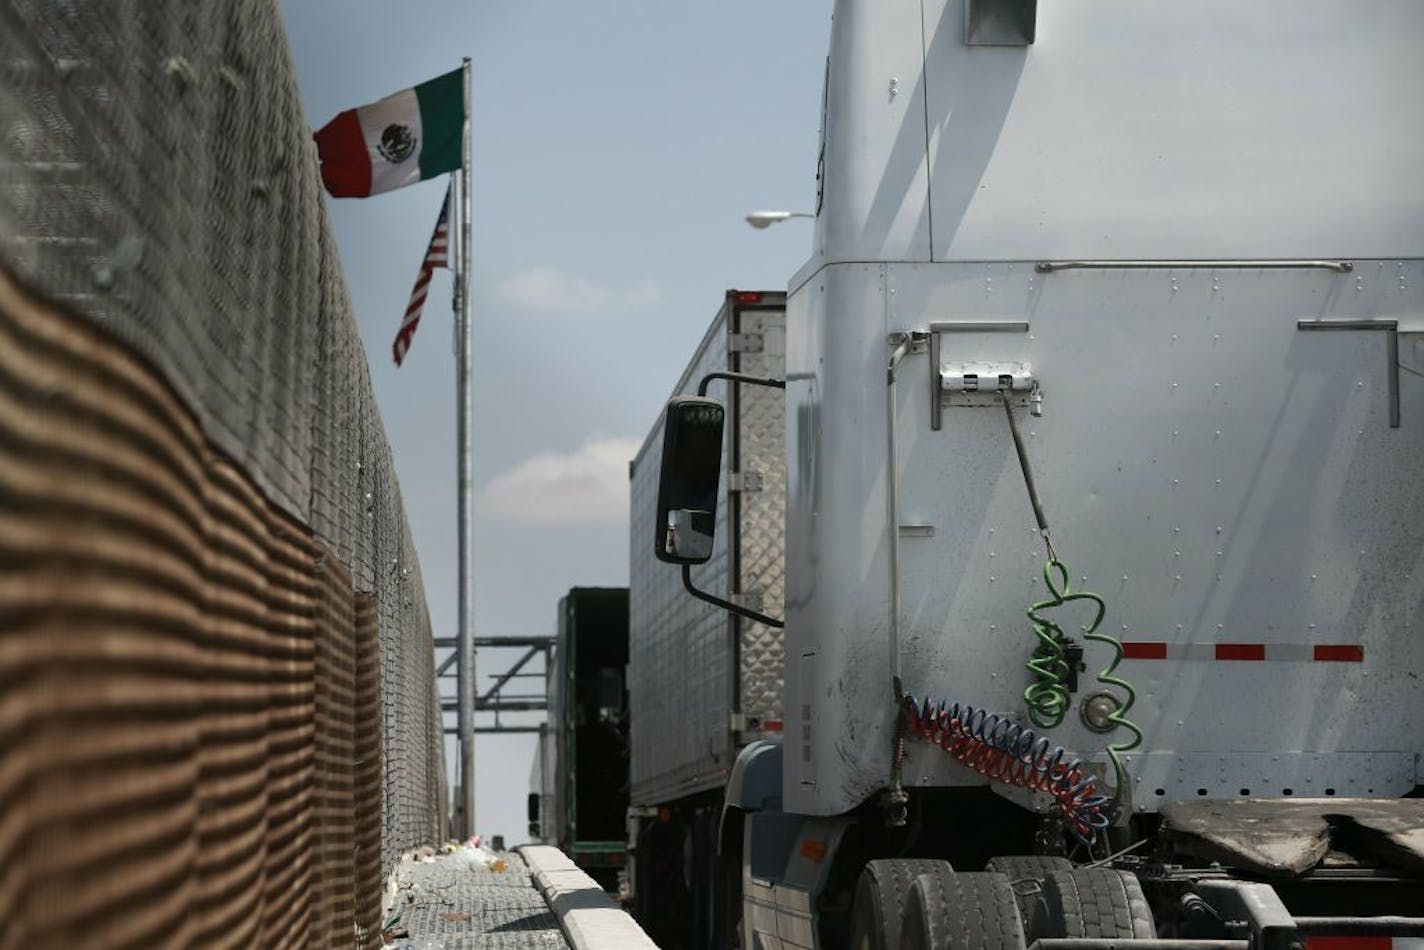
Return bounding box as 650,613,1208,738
315,68,463,198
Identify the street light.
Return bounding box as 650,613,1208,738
745,210,815,229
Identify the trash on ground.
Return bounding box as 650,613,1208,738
449,838,508,873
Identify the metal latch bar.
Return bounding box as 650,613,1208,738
1037,259,1354,274
929,321,1032,431
941,361,1034,393
929,321,1030,333
1296,318,1399,428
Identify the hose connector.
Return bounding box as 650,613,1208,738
880,786,909,828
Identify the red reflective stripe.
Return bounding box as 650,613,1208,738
1111,641,1363,662
799,839,826,863
1306,938,1392,950
762,720,784,732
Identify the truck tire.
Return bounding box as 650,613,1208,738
849,859,953,950
983,856,1073,926
901,868,1027,950
1036,868,1155,940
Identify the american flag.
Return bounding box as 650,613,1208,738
393,186,451,366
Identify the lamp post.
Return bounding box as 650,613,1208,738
745,210,815,229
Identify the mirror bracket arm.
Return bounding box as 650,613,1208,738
696,371,785,397
670,376,784,627
682,564,785,629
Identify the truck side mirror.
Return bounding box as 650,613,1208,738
654,396,725,564
527,792,540,837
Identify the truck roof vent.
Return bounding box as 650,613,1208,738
966,0,1036,46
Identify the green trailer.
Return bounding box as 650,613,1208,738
530,587,630,892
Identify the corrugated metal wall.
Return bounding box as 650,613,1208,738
0,0,446,945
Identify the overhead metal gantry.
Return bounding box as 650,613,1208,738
435,635,555,736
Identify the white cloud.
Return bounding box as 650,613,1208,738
495,267,662,313
477,437,641,525
622,276,663,306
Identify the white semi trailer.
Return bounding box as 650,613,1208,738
629,289,788,946
631,2,1424,947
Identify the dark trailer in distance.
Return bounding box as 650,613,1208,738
530,587,630,890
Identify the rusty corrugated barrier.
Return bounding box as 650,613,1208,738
313,551,357,945
353,592,385,947
0,271,390,947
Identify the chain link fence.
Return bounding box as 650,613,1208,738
0,0,446,943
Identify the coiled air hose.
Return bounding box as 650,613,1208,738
900,688,1111,844
998,390,1143,804
894,390,1144,843
1022,560,1083,730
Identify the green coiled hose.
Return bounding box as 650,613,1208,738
999,391,1143,803
1022,560,1088,729
1080,598,1143,803
1022,559,1142,801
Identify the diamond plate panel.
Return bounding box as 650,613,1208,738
733,309,787,729
387,853,568,948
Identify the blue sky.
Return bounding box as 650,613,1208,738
281,2,832,842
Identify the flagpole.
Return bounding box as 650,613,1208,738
455,55,477,840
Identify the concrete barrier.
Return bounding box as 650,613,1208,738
519,846,659,949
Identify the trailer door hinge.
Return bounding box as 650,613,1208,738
728,471,763,492
728,332,764,353
729,711,747,733
732,589,764,612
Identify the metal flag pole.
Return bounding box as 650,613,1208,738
454,56,477,840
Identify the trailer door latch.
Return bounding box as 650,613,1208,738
940,361,1035,393
728,471,763,492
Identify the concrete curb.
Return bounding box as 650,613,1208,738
519,846,658,950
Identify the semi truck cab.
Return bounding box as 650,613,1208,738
637,1,1424,946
